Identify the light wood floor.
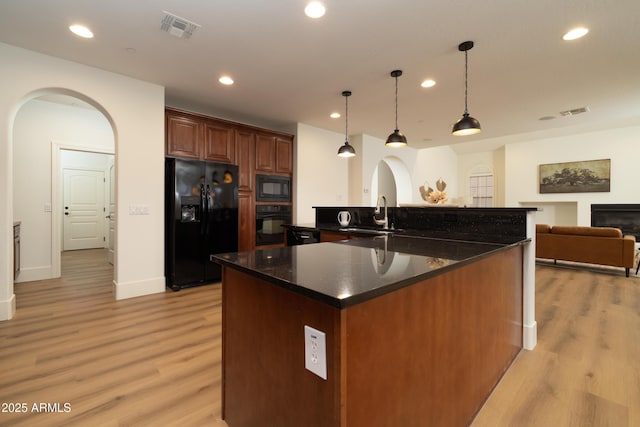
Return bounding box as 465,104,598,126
1,249,226,427
1,250,638,426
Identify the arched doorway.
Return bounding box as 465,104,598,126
12,90,116,283
370,156,412,207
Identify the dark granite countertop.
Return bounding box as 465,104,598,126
212,235,528,308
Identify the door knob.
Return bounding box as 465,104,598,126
65,212,69,215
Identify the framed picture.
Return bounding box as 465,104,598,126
539,158,610,194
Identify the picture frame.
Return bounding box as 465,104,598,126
539,158,610,194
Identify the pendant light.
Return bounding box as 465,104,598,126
452,41,482,136
385,70,407,147
337,90,356,158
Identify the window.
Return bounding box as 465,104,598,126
469,174,493,207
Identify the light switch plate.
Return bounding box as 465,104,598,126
304,325,327,380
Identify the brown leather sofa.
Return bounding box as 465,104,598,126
536,224,636,277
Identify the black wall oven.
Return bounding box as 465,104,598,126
256,205,291,246
256,174,291,202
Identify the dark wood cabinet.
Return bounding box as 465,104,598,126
319,231,349,243
238,191,254,252
236,129,255,192
203,121,235,164
255,134,294,174
276,137,293,174
255,134,276,173
166,113,201,159
166,108,236,164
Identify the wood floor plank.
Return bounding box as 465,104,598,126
1,249,639,426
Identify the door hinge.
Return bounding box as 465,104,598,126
103,236,106,242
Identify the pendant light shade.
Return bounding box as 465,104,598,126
452,41,481,136
385,70,407,147
337,90,356,158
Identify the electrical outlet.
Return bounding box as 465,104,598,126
304,325,327,380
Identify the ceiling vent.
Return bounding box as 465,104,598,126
559,106,589,116
161,11,200,39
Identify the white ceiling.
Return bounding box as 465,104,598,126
1,0,639,153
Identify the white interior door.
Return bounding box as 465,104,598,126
63,168,105,251
107,159,115,264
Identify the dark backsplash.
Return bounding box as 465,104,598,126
315,206,532,244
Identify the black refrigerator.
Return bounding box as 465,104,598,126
165,158,238,290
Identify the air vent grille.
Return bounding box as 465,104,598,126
559,106,589,116
161,11,200,39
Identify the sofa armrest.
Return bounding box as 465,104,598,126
623,235,636,268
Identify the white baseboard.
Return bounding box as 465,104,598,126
113,276,166,300
523,321,537,350
0,293,16,321
14,266,57,283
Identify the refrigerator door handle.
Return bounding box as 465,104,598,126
200,183,206,234
206,184,211,210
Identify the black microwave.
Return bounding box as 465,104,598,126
256,174,291,202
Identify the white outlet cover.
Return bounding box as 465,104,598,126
304,325,327,380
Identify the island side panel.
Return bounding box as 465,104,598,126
344,246,523,427
222,267,342,427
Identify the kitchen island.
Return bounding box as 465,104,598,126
213,232,527,427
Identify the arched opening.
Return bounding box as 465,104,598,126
12,89,116,287
369,156,412,207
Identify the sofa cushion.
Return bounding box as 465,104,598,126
536,224,551,234
551,226,622,238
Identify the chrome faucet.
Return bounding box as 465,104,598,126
373,195,388,229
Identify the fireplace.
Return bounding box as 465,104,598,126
591,204,640,241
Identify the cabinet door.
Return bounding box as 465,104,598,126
166,114,201,159
238,191,254,252
320,231,349,242
275,137,293,174
203,121,236,164
255,134,275,173
236,130,255,192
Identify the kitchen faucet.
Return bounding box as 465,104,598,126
373,195,388,229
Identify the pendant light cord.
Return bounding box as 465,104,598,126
464,50,469,115
345,94,349,141
394,75,399,130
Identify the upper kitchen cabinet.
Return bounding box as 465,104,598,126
255,134,276,173
255,134,294,174
166,112,201,159
203,121,236,164
166,108,235,164
275,137,293,174
166,106,294,174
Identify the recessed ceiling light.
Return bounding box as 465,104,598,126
305,2,326,18
69,24,94,39
563,27,589,41
330,112,341,119
420,79,436,88
218,76,234,85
